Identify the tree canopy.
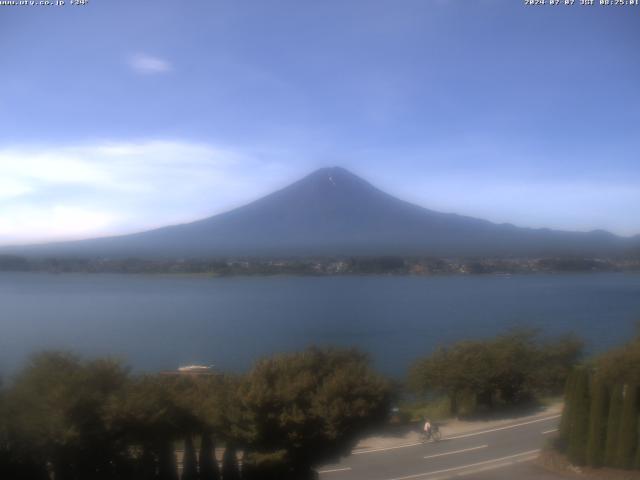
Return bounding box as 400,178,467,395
2,352,130,480
0,347,391,480
594,327,640,387
409,330,583,415
239,347,391,479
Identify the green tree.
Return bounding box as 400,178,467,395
590,330,640,469
1,378,50,480
604,384,624,467
5,352,131,480
596,335,640,387
586,377,608,467
157,439,178,480
535,334,584,395
558,370,577,450
635,417,640,469
490,330,540,405
410,330,582,417
199,431,220,480
567,368,590,466
409,341,492,416
240,347,391,480
615,384,639,469
167,373,241,478
221,445,240,480
107,375,198,480
182,434,198,480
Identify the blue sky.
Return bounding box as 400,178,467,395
1,0,639,244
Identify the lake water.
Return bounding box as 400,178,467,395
1,272,640,378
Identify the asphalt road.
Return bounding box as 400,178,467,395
318,414,562,480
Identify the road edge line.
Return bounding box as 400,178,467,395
318,467,353,474
423,444,488,460
384,449,541,480
446,415,561,440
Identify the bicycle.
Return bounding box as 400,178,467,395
421,425,442,443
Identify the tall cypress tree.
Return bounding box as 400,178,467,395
199,432,220,480
605,384,624,467
568,368,590,466
158,440,179,480
140,446,157,480
635,417,640,470
559,370,577,450
616,384,639,469
182,435,198,480
221,445,240,480
586,377,609,468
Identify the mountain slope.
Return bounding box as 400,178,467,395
5,167,638,258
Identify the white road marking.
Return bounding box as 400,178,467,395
446,415,561,440
423,444,488,460
449,452,539,479
385,449,541,480
352,442,424,455
542,428,558,434
318,467,352,474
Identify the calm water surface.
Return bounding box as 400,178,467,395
1,272,640,377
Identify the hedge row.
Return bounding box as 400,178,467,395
559,368,640,470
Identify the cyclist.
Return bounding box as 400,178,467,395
421,418,441,442
423,418,432,439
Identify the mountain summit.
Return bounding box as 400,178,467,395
6,167,637,258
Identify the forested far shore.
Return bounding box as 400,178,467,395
1,254,639,276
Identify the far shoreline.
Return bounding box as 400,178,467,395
2,253,639,277
2,269,640,279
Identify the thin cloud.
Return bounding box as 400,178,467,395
0,205,119,246
0,140,291,245
127,53,172,74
